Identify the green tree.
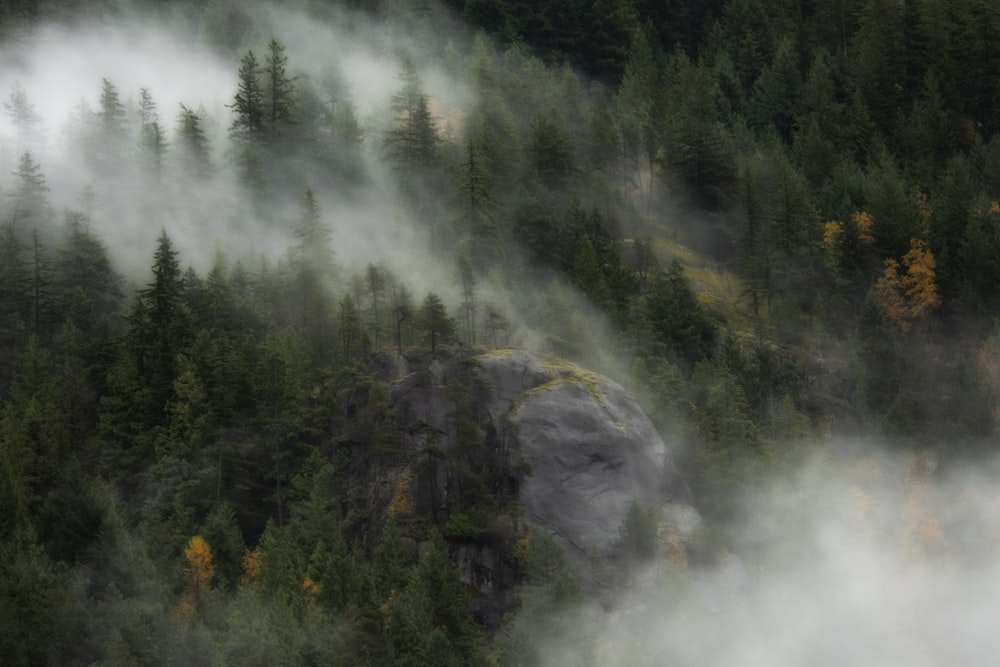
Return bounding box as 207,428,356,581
26,228,55,337
417,292,456,354
456,256,478,345
748,37,801,143
176,104,211,177
120,231,190,431
617,24,660,212
264,39,297,140
91,78,129,175
338,295,366,365
454,138,499,265
54,211,123,344
138,88,167,174
571,234,611,308
9,151,50,227
289,187,335,358
156,354,211,459
851,0,907,132
4,82,43,152
663,56,737,209
230,50,266,144
644,260,716,370
525,108,574,187
0,222,30,365
254,327,310,526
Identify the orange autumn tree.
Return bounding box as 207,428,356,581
823,211,875,253
178,535,215,619
875,238,941,332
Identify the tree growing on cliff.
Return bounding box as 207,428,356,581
417,292,456,354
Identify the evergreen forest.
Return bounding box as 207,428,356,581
2,0,1000,664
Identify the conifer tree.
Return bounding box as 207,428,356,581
264,39,297,140
10,152,50,227
455,138,499,265
175,104,211,177
617,24,659,211
417,292,456,354
4,82,42,153
130,231,189,417
94,78,128,174
231,50,265,143
137,88,166,174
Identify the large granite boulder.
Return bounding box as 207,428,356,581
478,349,691,559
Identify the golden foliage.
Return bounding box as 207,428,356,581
241,546,261,587
301,576,321,609
388,475,414,518
178,536,214,620
852,211,875,244
875,238,941,332
823,212,873,254
823,220,843,253
184,535,215,589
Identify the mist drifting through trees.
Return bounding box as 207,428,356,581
3,0,1000,664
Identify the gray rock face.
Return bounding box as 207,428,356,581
478,349,690,559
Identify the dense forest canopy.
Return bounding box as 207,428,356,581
2,0,1000,664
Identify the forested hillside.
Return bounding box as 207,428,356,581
2,0,1000,664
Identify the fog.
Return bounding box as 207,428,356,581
519,446,1000,666
0,3,472,287
4,3,995,665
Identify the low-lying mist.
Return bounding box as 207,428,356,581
526,445,1000,666
0,3,472,283
7,3,995,665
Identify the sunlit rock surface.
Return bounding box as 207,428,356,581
478,349,692,558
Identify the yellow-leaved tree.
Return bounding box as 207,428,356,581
178,535,215,619
875,238,941,332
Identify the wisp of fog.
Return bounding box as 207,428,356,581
3,4,996,666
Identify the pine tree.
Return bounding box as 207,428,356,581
94,78,129,174
263,39,297,140
138,88,166,174
645,260,716,370
27,228,54,337
132,231,189,416
417,292,456,354
338,295,365,365
663,56,737,209
0,221,30,351
617,25,660,211
54,212,123,342
230,50,265,144
456,256,477,345
290,186,332,269
455,138,499,265
10,152,50,227
525,109,574,187
748,37,802,143
175,104,211,177
4,82,42,152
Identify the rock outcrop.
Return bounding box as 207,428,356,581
477,349,691,561
361,346,695,610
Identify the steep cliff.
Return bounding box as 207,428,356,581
361,347,694,585
477,349,692,560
